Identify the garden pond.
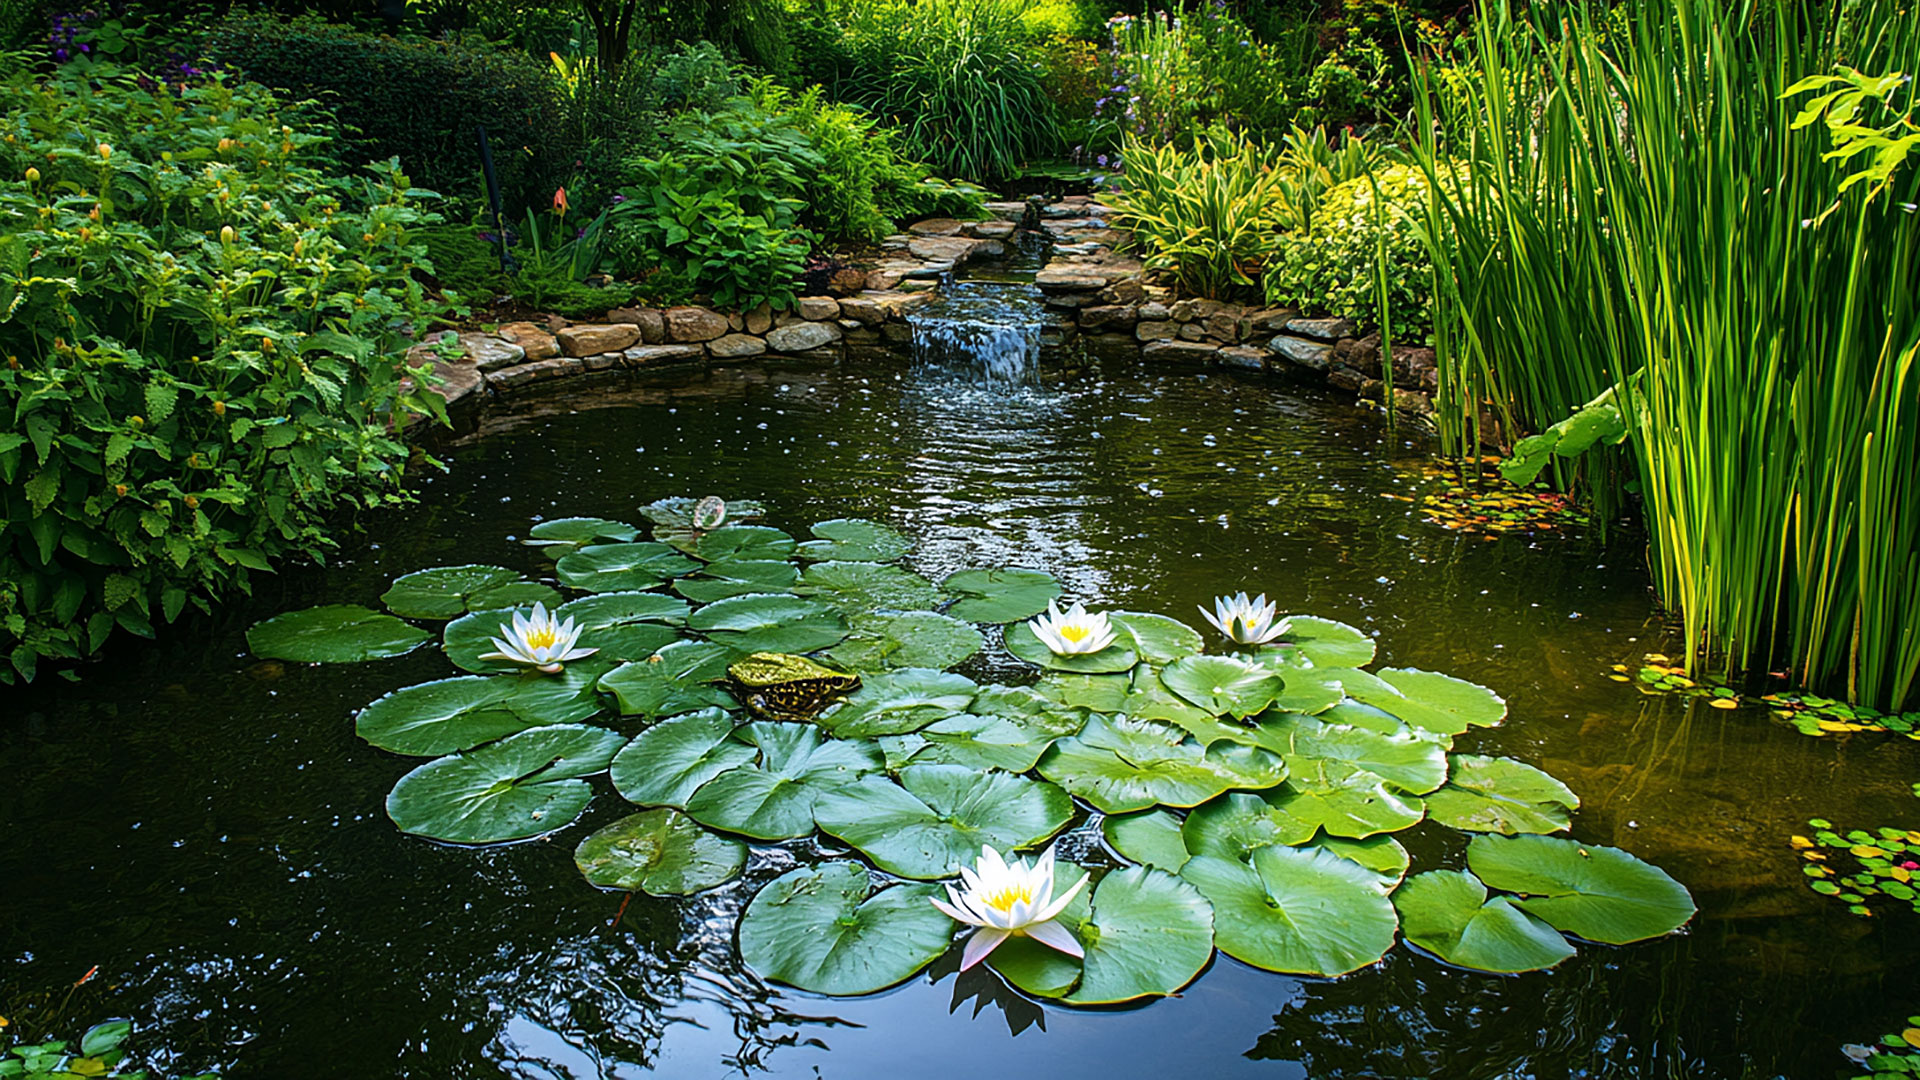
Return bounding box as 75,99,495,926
3,341,1917,1079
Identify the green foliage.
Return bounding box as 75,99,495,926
1407,0,1920,710
1266,162,1436,339
836,0,1061,181
1795,817,1920,918
200,12,563,208
605,103,819,310
1088,7,1297,155
1,1016,215,1079
0,68,445,683
1107,127,1287,300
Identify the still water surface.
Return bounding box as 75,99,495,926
4,353,1915,1078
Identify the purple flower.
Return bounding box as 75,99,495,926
610,193,626,204
1096,154,1109,167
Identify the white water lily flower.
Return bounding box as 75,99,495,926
1199,591,1291,645
1029,599,1118,656
931,844,1088,970
477,602,597,674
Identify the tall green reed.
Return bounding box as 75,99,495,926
1405,0,1920,709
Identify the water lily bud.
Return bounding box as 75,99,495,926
220,225,235,245
24,166,38,183
96,142,111,160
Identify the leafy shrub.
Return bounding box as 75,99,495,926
1107,127,1288,299
0,68,445,683
1264,162,1436,337
604,104,818,310
546,48,663,214
200,13,563,208
1086,6,1297,157
837,0,1060,181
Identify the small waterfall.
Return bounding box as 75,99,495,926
907,232,1050,384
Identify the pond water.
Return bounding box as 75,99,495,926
4,341,1916,1079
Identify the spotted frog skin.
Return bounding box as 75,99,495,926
728,652,861,721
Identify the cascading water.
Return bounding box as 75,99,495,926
907,231,1050,384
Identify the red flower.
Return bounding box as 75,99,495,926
553,187,569,217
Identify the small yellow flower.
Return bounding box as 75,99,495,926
96,142,112,160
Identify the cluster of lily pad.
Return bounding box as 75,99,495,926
1614,652,1920,740
1394,457,1589,537
246,496,1695,1004
1842,1018,1920,1079
1792,819,1920,918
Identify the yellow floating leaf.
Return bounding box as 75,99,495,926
1851,845,1888,859
1645,653,1672,664
1891,866,1912,883
1803,851,1828,861
1903,1029,1920,1049
1817,720,1855,732
1906,831,1920,844
1708,698,1738,709
1611,664,1630,673
1789,835,1814,849
1608,674,1631,683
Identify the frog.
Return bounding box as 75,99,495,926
728,652,861,722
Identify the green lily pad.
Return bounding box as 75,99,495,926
1122,666,1253,745
597,640,741,718
1036,715,1288,813
738,861,951,995
1034,672,1133,712
686,525,797,563
797,518,913,563
686,593,849,654
970,684,1093,733
1004,619,1140,673
247,604,430,663
1317,698,1423,738
385,724,626,844
1103,809,1190,872
1162,654,1284,718
1393,869,1575,973
1264,760,1427,839
641,496,766,529
556,591,689,662
609,707,756,807
993,866,1214,1005
1268,665,1349,715
356,673,601,756
1467,834,1695,944
940,568,1063,623
573,808,746,895
878,709,1074,773
1346,667,1506,737
816,668,978,737
796,560,943,614
683,722,884,839
672,560,800,603
555,542,701,593
1110,612,1205,664
380,565,559,620
1311,833,1411,890
814,764,1075,879
1264,616,1375,668
524,516,641,556
1182,845,1399,976
1425,755,1579,835
1279,714,1450,795
1183,791,1317,861
824,611,984,672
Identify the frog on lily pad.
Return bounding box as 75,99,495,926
729,652,862,721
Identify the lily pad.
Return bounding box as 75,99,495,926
1264,760,1427,839
1183,791,1317,861
1034,672,1133,712
1311,833,1412,890
1346,667,1506,737
1424,755,1579,835
687,525,797,563
356,673,601,756
823,611,984,672
1393,869,1575,973
993,867,1214,1005
797,518,913,563
1267,665,1349,716
815,668,978,737
1109,612,1205,664
940,568,1062,623
1037,715,1288,813
573,808,746,895
878,709,1073,773
597,641,741,718
556,592,689,661
813,764,1075,879
380,565,558,620
1004,619,1139,673
686,593,849,654
684,722,884,839
1104,809,1191,872
247,604,430,663
1162,654,1284,718
672,560,799,603
1182,845,1399,976
796,560,943,614
1467,834,1695,944
1280,715,1450,795
1265,616,1375,668
524,517,642,556
555,542,701,593
385,724,625,844
1124,666,1252,745
738,861,951,995
609,708,756,807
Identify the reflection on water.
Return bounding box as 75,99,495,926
3,353,1917,1078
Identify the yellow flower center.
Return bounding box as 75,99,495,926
524,625,559,649
982,883,1034,913
1058,624,1091,643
